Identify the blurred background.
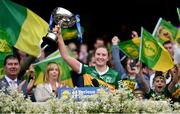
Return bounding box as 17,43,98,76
11,0,180,49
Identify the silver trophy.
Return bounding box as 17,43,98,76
41,7,76,50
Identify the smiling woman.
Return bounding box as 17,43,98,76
56,22,120,90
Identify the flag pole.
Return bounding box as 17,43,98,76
139,27,143,62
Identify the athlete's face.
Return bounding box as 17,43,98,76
94,47,109,67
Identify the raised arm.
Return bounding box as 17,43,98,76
138,64,150,93
111,36,127,79
168,65,180,93
55,25,81,73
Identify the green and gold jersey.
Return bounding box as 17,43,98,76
80,64,120,90
121,77,137,91
145,87,171,100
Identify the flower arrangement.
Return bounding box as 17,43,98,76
0,88,179,113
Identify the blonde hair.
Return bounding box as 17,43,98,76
44,62,61,82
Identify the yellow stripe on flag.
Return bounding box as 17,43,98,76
34,72,44,86
153,45,174,72
15,9,48,57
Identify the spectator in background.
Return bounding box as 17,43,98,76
89,37,106,57
136,63,154,90
87,52,96,67
0,55,34,97
163,39,180,65
111,36,127,80
68,42,77,51
68,42,79,59
111,33,152,92
79,43,88,64
18,50,28,65
34,62,63,102
139,69,179,101
94,37,105,49
163,41,174,60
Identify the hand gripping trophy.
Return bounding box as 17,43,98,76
41,7,77,54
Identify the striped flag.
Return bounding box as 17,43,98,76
140,28,174,72
0,0,48,77
0,0,48,57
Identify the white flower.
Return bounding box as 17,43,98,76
0,88,180,113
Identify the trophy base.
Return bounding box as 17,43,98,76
41,33,58,56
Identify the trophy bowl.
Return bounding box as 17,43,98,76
52,7,76,28
41,7,76,52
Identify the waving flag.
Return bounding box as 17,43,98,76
140,28,174,72
62,27,84,40
152,17,180,45
0,0,48,78
0,0,48,57
118,37,140,59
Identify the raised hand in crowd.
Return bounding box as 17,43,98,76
17,79,34,94
168,65,180,93
112,36,120,46
18,64,35,94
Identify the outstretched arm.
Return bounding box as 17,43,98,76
111,36,127,79
56,25,81,73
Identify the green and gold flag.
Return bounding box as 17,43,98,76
62,27,84,40
118,37,140,59
152,17,180,45
0,0,48,57
140,28,174,72
0,0,48,77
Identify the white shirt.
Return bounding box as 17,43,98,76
5,76,18,89
34,82,59,102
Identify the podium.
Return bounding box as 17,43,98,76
58,87,109,100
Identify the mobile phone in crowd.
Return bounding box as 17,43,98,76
129,59,137,70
